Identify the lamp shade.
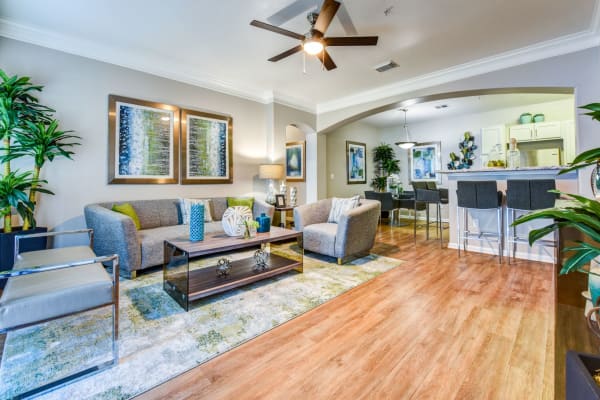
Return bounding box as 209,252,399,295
259,164,284,180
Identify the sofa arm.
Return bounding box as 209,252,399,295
253,199,275,220
293,198,332,231
84,204,140,278
335,200,381,257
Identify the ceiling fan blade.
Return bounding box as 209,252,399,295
250,20,305,40
314,0,340,35
319,49,337,70
336,3,358,35
267,0,315,26
325,36,379,46
268,45,304,62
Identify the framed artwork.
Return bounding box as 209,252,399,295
275,194,286,208
409,142,442,183
108,95,179,184
285,141,305,182
346,141,366,184
181,108,233,184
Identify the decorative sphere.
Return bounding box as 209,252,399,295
222,206,253,237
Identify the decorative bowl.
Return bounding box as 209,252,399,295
519,113,533,124
533,113,545,122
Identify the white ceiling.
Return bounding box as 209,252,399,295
361,93,574,128
0,0,598,113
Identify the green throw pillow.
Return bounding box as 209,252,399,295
227,197,254,211
112,203,141,230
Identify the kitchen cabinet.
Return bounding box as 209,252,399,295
480,125,506,168
509,121,562,141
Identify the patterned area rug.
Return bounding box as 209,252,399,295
0,252,402,399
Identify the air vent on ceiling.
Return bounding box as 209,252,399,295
373,60,398,72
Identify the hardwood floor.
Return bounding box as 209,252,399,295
137,222,554,399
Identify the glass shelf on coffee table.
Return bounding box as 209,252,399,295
163,227,303,310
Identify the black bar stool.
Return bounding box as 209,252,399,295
456,181,504,263
413,188,443,247
505,179,558,263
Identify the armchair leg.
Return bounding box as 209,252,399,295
337,258,343,265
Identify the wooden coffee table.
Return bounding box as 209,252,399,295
163,227,303,310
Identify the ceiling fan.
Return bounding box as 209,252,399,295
250,0,378,71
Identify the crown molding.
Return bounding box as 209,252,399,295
317,15,600,114
2,9,599,118
0,18,280,106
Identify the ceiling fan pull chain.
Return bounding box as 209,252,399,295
303,51,306,74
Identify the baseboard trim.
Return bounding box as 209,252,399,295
446,242,555,263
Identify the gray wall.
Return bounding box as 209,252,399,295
0,38,315,239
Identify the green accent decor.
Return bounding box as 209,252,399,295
111,203,141,230
0,252,402,399
227,197,254,210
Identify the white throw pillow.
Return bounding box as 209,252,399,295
180,198,213,224
327,195,360,223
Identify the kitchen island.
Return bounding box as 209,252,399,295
440,166,579,262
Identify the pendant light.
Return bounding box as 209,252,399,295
395,108,416,149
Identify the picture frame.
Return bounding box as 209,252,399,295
181,108,233,184
409,142,442,183
346,141,367,184
108,95,179,184
285,141,305,182
275,194,286,208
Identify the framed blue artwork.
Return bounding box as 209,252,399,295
181,108,232,184
346,141,366,184
285,141,305,182
108,95,179,184
410,141,441,183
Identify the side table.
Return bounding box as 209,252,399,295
274,206,295,228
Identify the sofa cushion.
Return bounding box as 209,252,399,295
227,197,254,212
211,197,228,221
0,246,113,330
137,222,224,268
180,198,214,223
126,199,180,229
112,202,141,229
303,223,337,256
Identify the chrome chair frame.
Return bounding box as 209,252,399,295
456,181,504,264
505,179,558,264
0,229,119,399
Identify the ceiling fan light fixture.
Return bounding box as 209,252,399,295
303,38,324,55
397,141,415,149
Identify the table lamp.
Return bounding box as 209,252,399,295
259,164,284,204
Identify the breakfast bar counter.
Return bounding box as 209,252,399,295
440,167,579,262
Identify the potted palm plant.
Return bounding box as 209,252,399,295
371,143,400,191
0,69,79,270
513,102,600,394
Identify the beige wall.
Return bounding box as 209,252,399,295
0,38,314,243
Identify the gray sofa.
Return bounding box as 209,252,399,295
293,198,381,264
84,198,274,278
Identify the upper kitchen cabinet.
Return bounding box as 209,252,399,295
508,121,561,141
481,125,507,168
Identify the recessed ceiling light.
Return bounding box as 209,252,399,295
435,104,448,109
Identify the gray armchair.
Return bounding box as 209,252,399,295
293,198,381,264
